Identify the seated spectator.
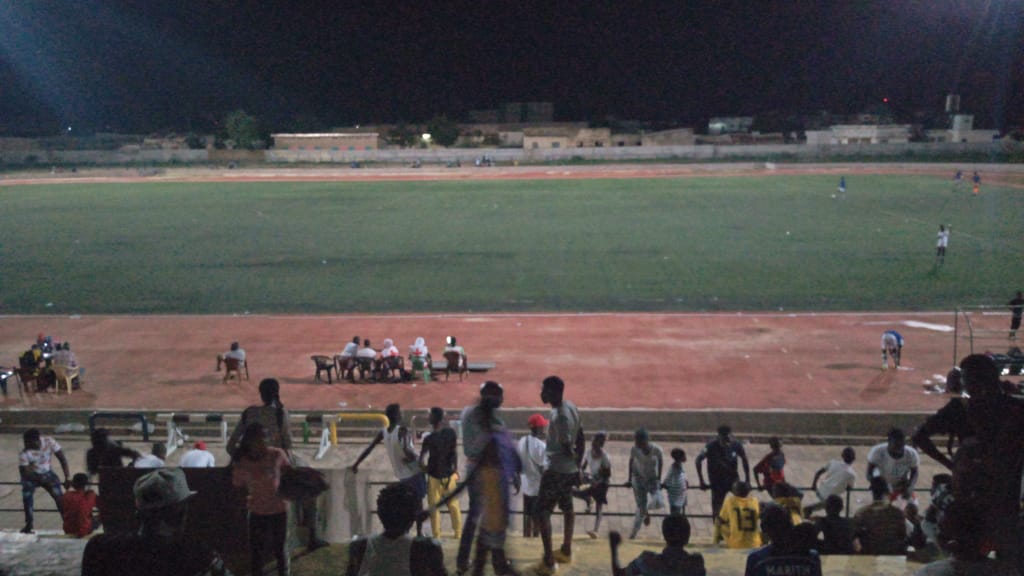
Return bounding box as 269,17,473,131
379,338,404,382
19,345,46,390
133,442,167,469
610,515,706,576
356,339,379,381
339,336,360,381
216,341,246,371
912,474,953,563
814,495,856,554
905,502,927,551
444,336,467,368
770,482,804,527
51,342,83,388
746,503,822,576
178,441,216,468
719,480,761,549
82,468,230,576
62,473,99,538
913,498,1018,575
87,428,141,477
408,336,432,372
853,476,907,555
345,482,446,576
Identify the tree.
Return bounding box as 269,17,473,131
426,115,460,147
223,110,264,150
387,123,418,148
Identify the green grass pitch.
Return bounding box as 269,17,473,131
0,174,1020,314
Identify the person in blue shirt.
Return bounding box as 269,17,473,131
881,330,904,370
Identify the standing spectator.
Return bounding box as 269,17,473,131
852,477,907,555
753,437,786,493
624,428,663,539
695,425,751,545
232,423,291,576
455,381,518,576
804,447,856,517
345,483,446,576
216,341,246,371
935,224,951,265
814,495,856,554
227,378,326,551
719,481,761,550
1009,291,1023,340
609,515,706,576
662,448,688,516
179,441,216,467
62,473,99,538
19,428,70,534
867,428,920,504
517,413,548,538
574,431,612,538
532,375,583,575
86,428,141,478
82,468,230,576
351,403,426,535
419,407,462,539
133,442,167,469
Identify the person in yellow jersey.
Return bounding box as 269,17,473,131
718,480,761,549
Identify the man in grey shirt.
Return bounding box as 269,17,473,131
532,375,583,575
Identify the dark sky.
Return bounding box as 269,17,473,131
1,0,1021,135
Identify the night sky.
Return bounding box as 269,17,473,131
1,1,1022,135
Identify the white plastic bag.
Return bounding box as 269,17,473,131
647,489,666,511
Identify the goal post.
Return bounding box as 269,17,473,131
954,304,1017,369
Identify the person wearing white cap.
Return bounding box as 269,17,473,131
81,468,229,576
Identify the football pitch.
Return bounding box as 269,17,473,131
1,172,1020,314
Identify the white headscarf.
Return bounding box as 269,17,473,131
411,337,428,357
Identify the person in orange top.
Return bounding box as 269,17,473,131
62,473,99,538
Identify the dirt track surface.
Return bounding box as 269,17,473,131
0,312,965,413
3,162,1024,186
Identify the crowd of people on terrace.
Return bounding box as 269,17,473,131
13,353,1024,575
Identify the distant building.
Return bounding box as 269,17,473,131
523,126,610,149
708,117,754,135
271,133,383,151
807,125,912,145
641,128,695,146
925,115,999,143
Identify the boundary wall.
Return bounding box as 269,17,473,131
1,141,1020,166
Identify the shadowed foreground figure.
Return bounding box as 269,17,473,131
82,468,231,576
610,515,706,576
347,482,447,576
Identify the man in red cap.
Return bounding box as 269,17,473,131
178,441,216,468
518,413,548,537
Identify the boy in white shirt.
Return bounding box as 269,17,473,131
517,413,547,538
